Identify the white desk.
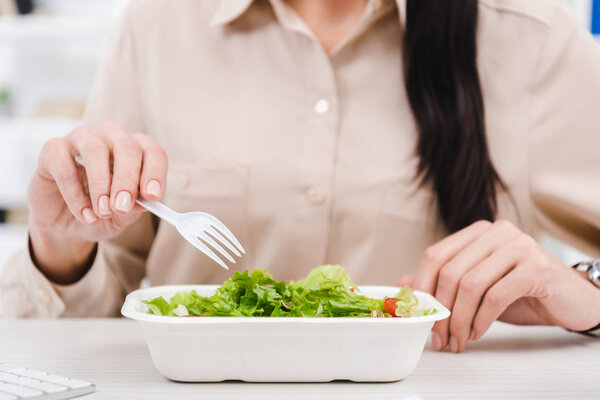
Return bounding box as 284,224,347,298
0,319,598,399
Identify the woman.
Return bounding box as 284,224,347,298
1,0,599,353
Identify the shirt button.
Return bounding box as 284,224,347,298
313,98,330,116
306,186,325,205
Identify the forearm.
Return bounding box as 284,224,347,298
0,241,123,318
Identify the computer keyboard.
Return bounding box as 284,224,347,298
0,364,94,399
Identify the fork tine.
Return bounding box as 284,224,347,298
205,226,242,258
184,233,229,270
205,215,246,254
198,232,236,263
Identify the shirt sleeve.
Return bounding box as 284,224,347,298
529,5,600,258
0,1,155,318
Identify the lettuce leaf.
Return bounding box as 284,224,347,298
142,265,436,318
388,287,437,317
297,264,358,291
144,296,174,316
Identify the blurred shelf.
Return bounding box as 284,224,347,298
0,116,80,208
0,14,113,116
34,0,129,17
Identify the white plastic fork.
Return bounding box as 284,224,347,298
136,200,244,270
74,156,244,270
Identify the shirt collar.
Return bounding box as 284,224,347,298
209,0,254,26
210,0,406,27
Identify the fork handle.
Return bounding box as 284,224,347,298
135,198,180,226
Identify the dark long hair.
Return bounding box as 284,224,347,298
404,0,505,233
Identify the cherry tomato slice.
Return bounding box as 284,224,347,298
384,298,400,317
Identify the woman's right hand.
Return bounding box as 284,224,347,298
27,123,168,284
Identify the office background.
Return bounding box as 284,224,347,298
0,0,597,315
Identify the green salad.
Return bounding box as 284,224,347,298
142,265,437,318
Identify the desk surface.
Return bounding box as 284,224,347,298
0,319,598,399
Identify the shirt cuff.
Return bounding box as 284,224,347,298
24,239,114,317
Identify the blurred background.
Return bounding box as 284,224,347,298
0,0,128,274
0,0,597,277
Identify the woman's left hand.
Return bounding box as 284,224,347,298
397,220,600,353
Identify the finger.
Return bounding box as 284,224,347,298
40,137,98,226
433,221,521,351
70,128,112,218
449,243,524,352
132,132,168,201
103,126,143,214
396,274,416,287
416,220,493,351
413,220,492,295
471,266,537,340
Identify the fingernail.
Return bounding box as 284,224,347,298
146,180,161,198
82,208,97,224
431,332,442,351
98,195,111,216
115,191,132,212
449,335,458,353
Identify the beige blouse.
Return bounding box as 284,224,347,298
2,0,600,317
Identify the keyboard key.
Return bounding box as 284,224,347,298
0,373,68,394
13,369,50,379
27,381,68,393
0,366,20,374
41,374,92,389
0,382,43,398
0,372,41,386
0,364,94,399
0,365,57,381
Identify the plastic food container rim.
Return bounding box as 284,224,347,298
121,284,451,324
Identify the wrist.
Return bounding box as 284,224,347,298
571,271,600,333
581,289,600,332
29,222,97,285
